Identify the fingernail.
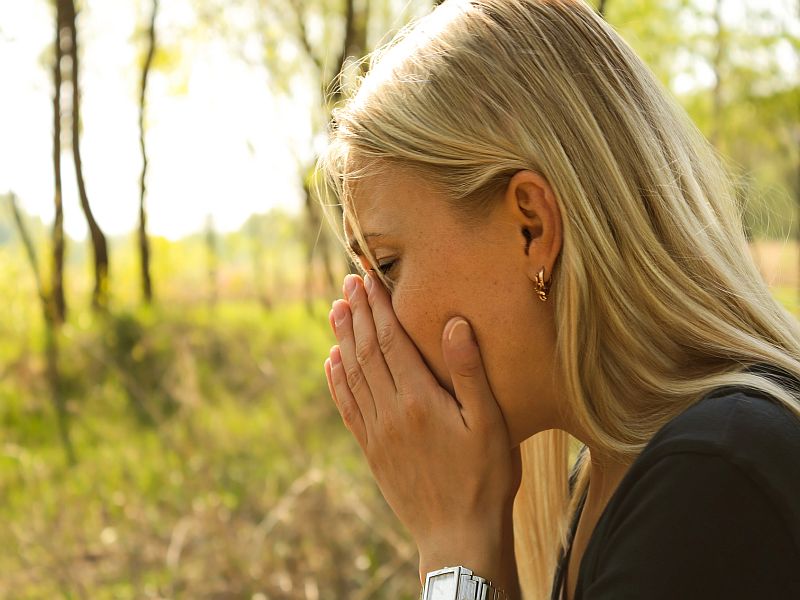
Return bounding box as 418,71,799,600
364,272,373,295
448,319,472,344
344,275,357,299
332,301,347,327
330,346,341,365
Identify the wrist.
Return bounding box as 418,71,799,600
419,544,503,588
417,506,517,595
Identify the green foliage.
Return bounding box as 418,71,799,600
607,0,799,240
0,300,419,598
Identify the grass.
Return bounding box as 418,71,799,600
0,300,420,599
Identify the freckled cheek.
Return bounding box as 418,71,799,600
390,288,435,347
390,286,453,388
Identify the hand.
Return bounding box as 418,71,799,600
323,272,521,591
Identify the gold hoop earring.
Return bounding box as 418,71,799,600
534,266,551,302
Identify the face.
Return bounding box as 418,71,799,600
345,165,566,446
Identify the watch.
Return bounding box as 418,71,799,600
420,565,509,600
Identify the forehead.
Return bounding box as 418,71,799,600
343,165,430,236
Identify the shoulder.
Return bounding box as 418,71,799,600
576,385,800,598
639,385,800,501
646,384,800,461
581,449,800,598
631,385,800,543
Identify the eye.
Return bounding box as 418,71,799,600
377,260,396,276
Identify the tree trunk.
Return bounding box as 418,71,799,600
796,129,800,302
138,0,158,304
52,7,67,324
10,193,75,465
796,1,800,303
298,0,367,309
62,0,110,310
247,216,272,309
710,0,724,150
205,214,219,307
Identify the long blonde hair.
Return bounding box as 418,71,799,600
315,1,800,597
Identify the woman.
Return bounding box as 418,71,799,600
318,1,800,598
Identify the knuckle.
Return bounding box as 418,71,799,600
344,364,364,392
454,359,481,379
376,322,395,354
354,338,376,367
339,399,359,427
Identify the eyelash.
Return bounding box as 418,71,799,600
377,260,396,276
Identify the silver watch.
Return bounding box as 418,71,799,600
421,566,508,600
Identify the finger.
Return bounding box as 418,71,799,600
331,298,377,424
344,274,396,407
328,346,368,448
324,353,339,406
364,271,436,389
441,317,504,431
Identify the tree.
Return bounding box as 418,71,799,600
51,1,67,324
137,0,159,304
710,0,725,149
280,0,373,310
205,213,219,306
58,0,110,310
8,193,75,464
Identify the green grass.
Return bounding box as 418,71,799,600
0,300,419,599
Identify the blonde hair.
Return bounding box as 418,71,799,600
315,0,800,598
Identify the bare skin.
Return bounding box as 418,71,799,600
324,166,632,598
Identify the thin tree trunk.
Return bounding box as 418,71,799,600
796,125,800,302
248,216,272,309
205,214,219,307
297,0,366,309
303,180,338,313
63,0,110,310
796,136,799,302
10,193,75,465
10,193,46,311
45,318,75,465
52,7,66,324
138,0,158,304
710,0,724,149
796,0,800,303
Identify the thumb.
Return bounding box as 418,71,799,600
442,317,501,428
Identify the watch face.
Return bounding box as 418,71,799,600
428,572,456,600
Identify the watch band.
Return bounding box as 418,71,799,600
421,566,509,600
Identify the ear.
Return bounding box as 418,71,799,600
503,170,563,284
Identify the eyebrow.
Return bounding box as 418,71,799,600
347,233,385,257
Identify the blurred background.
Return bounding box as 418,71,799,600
0,0,798,598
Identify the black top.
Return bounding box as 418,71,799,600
550,363,800,599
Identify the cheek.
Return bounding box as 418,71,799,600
390,282,456,389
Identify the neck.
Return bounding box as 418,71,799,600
581,446,631,517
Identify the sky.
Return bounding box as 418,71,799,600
1,0,315,241
0,0,797,241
